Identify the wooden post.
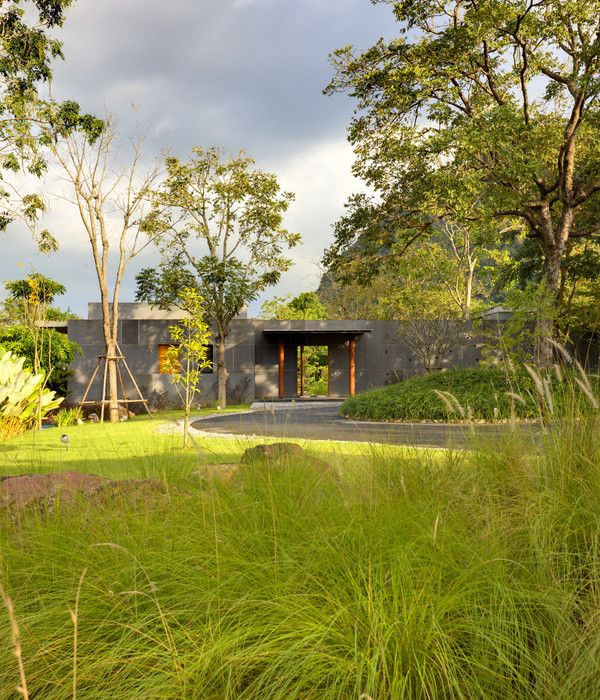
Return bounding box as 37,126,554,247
300,344,305,396
278,336,285,399
349,337,355,396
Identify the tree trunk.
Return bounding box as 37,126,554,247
183,406,189,449
216,334,228,409
463,257,476,321
539,244,564,369
106,339,120,423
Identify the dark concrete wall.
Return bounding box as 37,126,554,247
67,317,256,407
70,312,598,404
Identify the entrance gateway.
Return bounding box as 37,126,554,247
262,329,371,399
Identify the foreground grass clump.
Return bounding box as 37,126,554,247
1,413,600,696
340,366,599,422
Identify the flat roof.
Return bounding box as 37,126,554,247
263,329,371,335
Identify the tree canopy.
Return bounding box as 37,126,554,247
260,292,328,320
4,273,66,306
136,146,300,408
0,0,77,250
325,0,600,365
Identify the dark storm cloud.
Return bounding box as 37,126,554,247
2,0,398,316
50,0,395,157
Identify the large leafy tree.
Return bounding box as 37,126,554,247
136,146,300,409
0,0,76,250
0,324,80,395
325,0,600,366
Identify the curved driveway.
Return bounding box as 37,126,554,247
191,404,536,449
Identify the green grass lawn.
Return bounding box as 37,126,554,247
1,409,600,697
0,405,443,481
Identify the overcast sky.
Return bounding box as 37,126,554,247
1,0,397,318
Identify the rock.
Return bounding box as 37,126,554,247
0,472,109,510
240,442,305,464
239,442,338,480
88,413,99,423
80,404,136,421
0,472,176,514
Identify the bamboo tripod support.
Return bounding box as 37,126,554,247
74,342,153,423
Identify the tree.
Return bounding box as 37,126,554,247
316,264,398,320
260,291,330,395
260,291,328,320
4,272,65,306
0,0,77,251
0,324,80,395
162,289,212,449
136,146,300,408
42,106,162,422
326,0,600,366
498,234,600,340
3,272,68,329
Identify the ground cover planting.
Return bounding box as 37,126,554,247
340,366,600,422
1,402,600,697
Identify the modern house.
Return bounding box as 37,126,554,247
66,303,494,408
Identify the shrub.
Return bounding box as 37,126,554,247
0,345,63,440
53,407,78,427
0,325,81,396
340,366,600,422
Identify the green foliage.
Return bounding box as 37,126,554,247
340,367,600,422
52,406,77,427
0,325,80,395
4,273,66,304
137,147,300,323
136,146,300,408
326,0,600,362
317,265,403,319
0,345,62,430
1,272,77,326
0,1,83,248
163,289,213,448
260,291,328,320
478,282,557,367
39,99,105,145
299,345,329,396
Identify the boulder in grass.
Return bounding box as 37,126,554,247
240,442,305,465
0,472,175,514
239,442,338,480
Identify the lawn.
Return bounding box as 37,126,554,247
0,407,599,698
0,405,437,481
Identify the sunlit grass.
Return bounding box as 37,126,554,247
0,405,444,481
2,394,599,697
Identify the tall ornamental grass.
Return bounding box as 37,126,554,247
1,399,600,695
